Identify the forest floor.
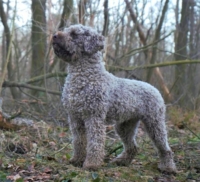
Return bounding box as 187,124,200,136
0,103,200,182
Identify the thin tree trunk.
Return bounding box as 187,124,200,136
59,0,74,72
102,0,109,36
124,0,147,57
31,0,47,97
174,0,190,106
146,0,169,82
0,0,20,99
188,0,196,108
78,0,87,25
48,0,76,73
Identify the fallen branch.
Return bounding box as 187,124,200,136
0,98,20,130
0,112,20,130
3,81,61,95
2,72,66,95
2,60,200,96
0,98,34,130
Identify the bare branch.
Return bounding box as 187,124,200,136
117,31,173,60
26,72,67,84
108,60,200,71
3,81,61,95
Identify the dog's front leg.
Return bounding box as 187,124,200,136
83,117,106,170
68,115,87,167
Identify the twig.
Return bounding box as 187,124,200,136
0,97,3,112
106,145,123,157
51,143,70,156
183,122,200,140
7,110,21,120
117,31,173,60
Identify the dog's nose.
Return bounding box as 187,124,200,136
52,31,63,42
53,34,57,40
52,33,58,43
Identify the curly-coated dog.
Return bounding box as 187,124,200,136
52,24,176,172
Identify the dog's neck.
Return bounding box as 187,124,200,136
67,52,106,75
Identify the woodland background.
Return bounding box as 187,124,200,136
0,0,200,109
0,0,200,181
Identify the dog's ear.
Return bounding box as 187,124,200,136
84,34,105,55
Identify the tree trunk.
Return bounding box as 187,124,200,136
59,0,74,72
78,0,87,25
174,0,190,107
102,0,109,36
31,0,46,97
0,0,20,99
146,0,169,82
48,0,75,73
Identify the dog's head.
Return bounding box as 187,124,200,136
52,24,105,62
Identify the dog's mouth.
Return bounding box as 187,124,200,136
53,43,74,61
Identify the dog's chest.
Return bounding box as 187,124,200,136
62,76,107,114
62,80,87,110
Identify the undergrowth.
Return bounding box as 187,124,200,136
0,104,199,182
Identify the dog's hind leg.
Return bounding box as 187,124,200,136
111,119,140,166
142,114,177,173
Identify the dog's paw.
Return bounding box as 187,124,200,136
83,160,102,171
111,157,131,166
158,161,177,174
158,151,177,174
111,151,135,166
69,158,84,167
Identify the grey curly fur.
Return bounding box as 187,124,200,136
52,24,176,172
